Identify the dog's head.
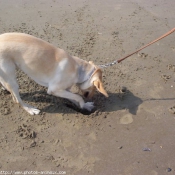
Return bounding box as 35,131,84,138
79,62,108,99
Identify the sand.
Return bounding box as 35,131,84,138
0,0,175,174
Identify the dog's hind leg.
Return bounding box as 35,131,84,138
0,60,40,115
0,75,15,104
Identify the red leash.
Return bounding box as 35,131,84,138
99,28,175,68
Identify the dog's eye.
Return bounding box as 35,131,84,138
84,92,89,98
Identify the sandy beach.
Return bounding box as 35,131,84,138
0,0,175,174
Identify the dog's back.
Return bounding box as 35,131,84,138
0,33,69,86
0,32,58,64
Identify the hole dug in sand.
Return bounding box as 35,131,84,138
65,102,96,115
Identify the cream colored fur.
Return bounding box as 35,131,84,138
0,33,108,115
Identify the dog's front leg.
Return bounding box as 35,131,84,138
47,89,94,111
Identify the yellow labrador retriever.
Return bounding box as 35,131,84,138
0,33,108,115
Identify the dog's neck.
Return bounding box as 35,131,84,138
72,56,95,85
78,66,95,84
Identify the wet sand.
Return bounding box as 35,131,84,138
0,0,175,174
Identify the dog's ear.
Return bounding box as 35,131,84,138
93,80,109,97
91,69,108,97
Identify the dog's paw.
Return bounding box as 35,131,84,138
83,102,94,111
23,106,40,115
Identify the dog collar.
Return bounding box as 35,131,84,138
78,67,96,84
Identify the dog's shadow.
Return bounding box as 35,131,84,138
20,88,143,115
103,90,143,115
